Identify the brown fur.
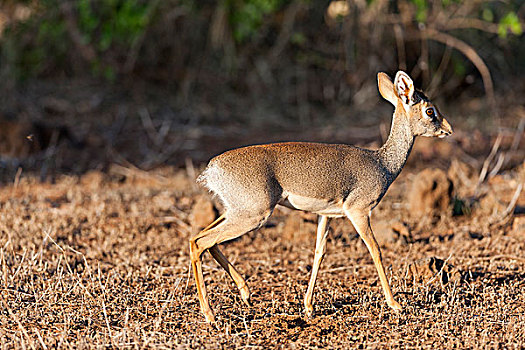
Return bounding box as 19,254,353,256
190,71,453,323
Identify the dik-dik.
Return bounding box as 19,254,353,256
190,71,453,323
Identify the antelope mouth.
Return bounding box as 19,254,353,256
438,130,452,138
439,118,454,137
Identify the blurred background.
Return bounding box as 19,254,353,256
0,0,523,179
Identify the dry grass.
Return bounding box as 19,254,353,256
0,160,524,349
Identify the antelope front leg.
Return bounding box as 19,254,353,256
304,215,330,318
346,210,402,311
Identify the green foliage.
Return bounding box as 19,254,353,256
451,53,466,77
407,0,462,24
452,197,470,216
2,0,155,80
290,31,306,46
482,8,494,23
78,0,152,51
412,0,428,23
3,2,68,78
229,0,285,42
498,12,522,38
1,0,524,86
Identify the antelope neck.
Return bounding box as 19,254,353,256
378,108,415,180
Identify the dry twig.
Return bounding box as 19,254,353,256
476,133,502,191
421,28,496,114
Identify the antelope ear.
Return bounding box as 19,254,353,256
394,71,414,106
377,72,396,106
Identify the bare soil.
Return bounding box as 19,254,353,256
0,78,524,348
0,141,524,348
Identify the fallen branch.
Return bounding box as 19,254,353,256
476,133,502,190
488,153,505,179
500,183,523,219
421,28,496,113
489,183,523,227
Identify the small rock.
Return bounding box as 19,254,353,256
80,170,105,190
190,195,216,230
477,189,506,217
512,216,525,233
0,119,35,158
447,159,476,195
153,191,175,211
407,257,460,285
372,220,412,245
408,168,453,217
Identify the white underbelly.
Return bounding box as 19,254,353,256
279,193,345,217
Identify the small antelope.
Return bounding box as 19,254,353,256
190,71,453,323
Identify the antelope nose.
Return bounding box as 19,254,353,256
441,118,453,136
438,130,450,138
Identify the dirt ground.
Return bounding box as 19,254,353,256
0,129,524,349
0,79,524,349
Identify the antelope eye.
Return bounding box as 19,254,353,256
425,108,434,117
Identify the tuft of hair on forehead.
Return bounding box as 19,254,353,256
411,89,429,104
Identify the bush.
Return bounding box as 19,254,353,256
0,0,523,111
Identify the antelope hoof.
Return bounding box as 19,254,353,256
203,308,216,324
240,286,251,306
304,304,314,318
388,300,402,311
